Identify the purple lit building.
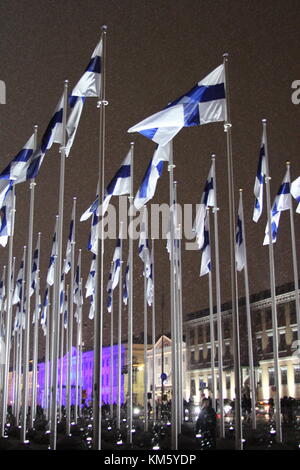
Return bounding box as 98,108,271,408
36,344,125,407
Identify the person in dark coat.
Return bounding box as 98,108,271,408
195,398,217,449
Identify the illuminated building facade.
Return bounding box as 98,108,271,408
184,282,300,404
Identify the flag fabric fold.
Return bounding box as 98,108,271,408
253,130,266,223
47,218,58,286
128,64,225,146
291,176,300,214
263,168,290,245
134,143,170,210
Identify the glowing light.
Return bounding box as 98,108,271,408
194,406,200,414
153,445,160,450
116,440,123,445
133,407,140,415
224,405,232,414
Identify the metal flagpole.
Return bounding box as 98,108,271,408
31,232,41,428
48,228,58,427
143,207,148,432
78,278,83,419
0,265,6,417
58,268,66,423
151,238,156,425
178,225,184,422
66,197,76,434
117,235,123,430
16,246,27,426
263,119,282,442
168,139,178,450
144,266,148,431
21,124,38,442
223,54,242,450
50,79,69,450
211,155,225,438
75,250,82,423
286,162,300,360
110,262,114,420
127,141,134,443
44,288,51,420
207,209,216,411
64,285,69,417
173,182,182,432
93,25,107,450
1,187,16,436
239,189,256,430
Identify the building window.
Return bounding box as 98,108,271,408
278,305,286,328
190,379,196,396
279,333,286,351
191,351,195,364
266,335,273,354
269,368,275,386
198,326,203,344
133,367,138,385
190,329,195,345
256,337,262,354
207,376,212,391
265,309,272,330
294,366,300,384
198,348,203,363
226,375,231,390
206,347,211,362
281,368,287,385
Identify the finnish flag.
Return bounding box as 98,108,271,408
12,255,25,306
85,254,96,298
47,218,58,286
128,64,226,146
41,288,49,336
0,133,35,184
102,150,131,215
0,185,13,247
134,143,170,210
193,163,214,250
71,39,102,98
263,169,290,245
253,130,266,223
63,204,75,274
291,176,300,213
200,213,211,277
65,39,102,155
88,294,95,320
26,93,64,180
81,150,131,220
235,194,245,272
0,133,35,209
30,237,40,297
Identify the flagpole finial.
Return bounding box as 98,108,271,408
286,161,291,166
64,80,69,86
262,118,267,124
34,124,38,131
223,53,229,60
101,25,108,32
130,141,135,147
239,188,243,193
211,154,216,160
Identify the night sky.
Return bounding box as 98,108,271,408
1,0,300,357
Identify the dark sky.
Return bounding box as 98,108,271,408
1,0,300,355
